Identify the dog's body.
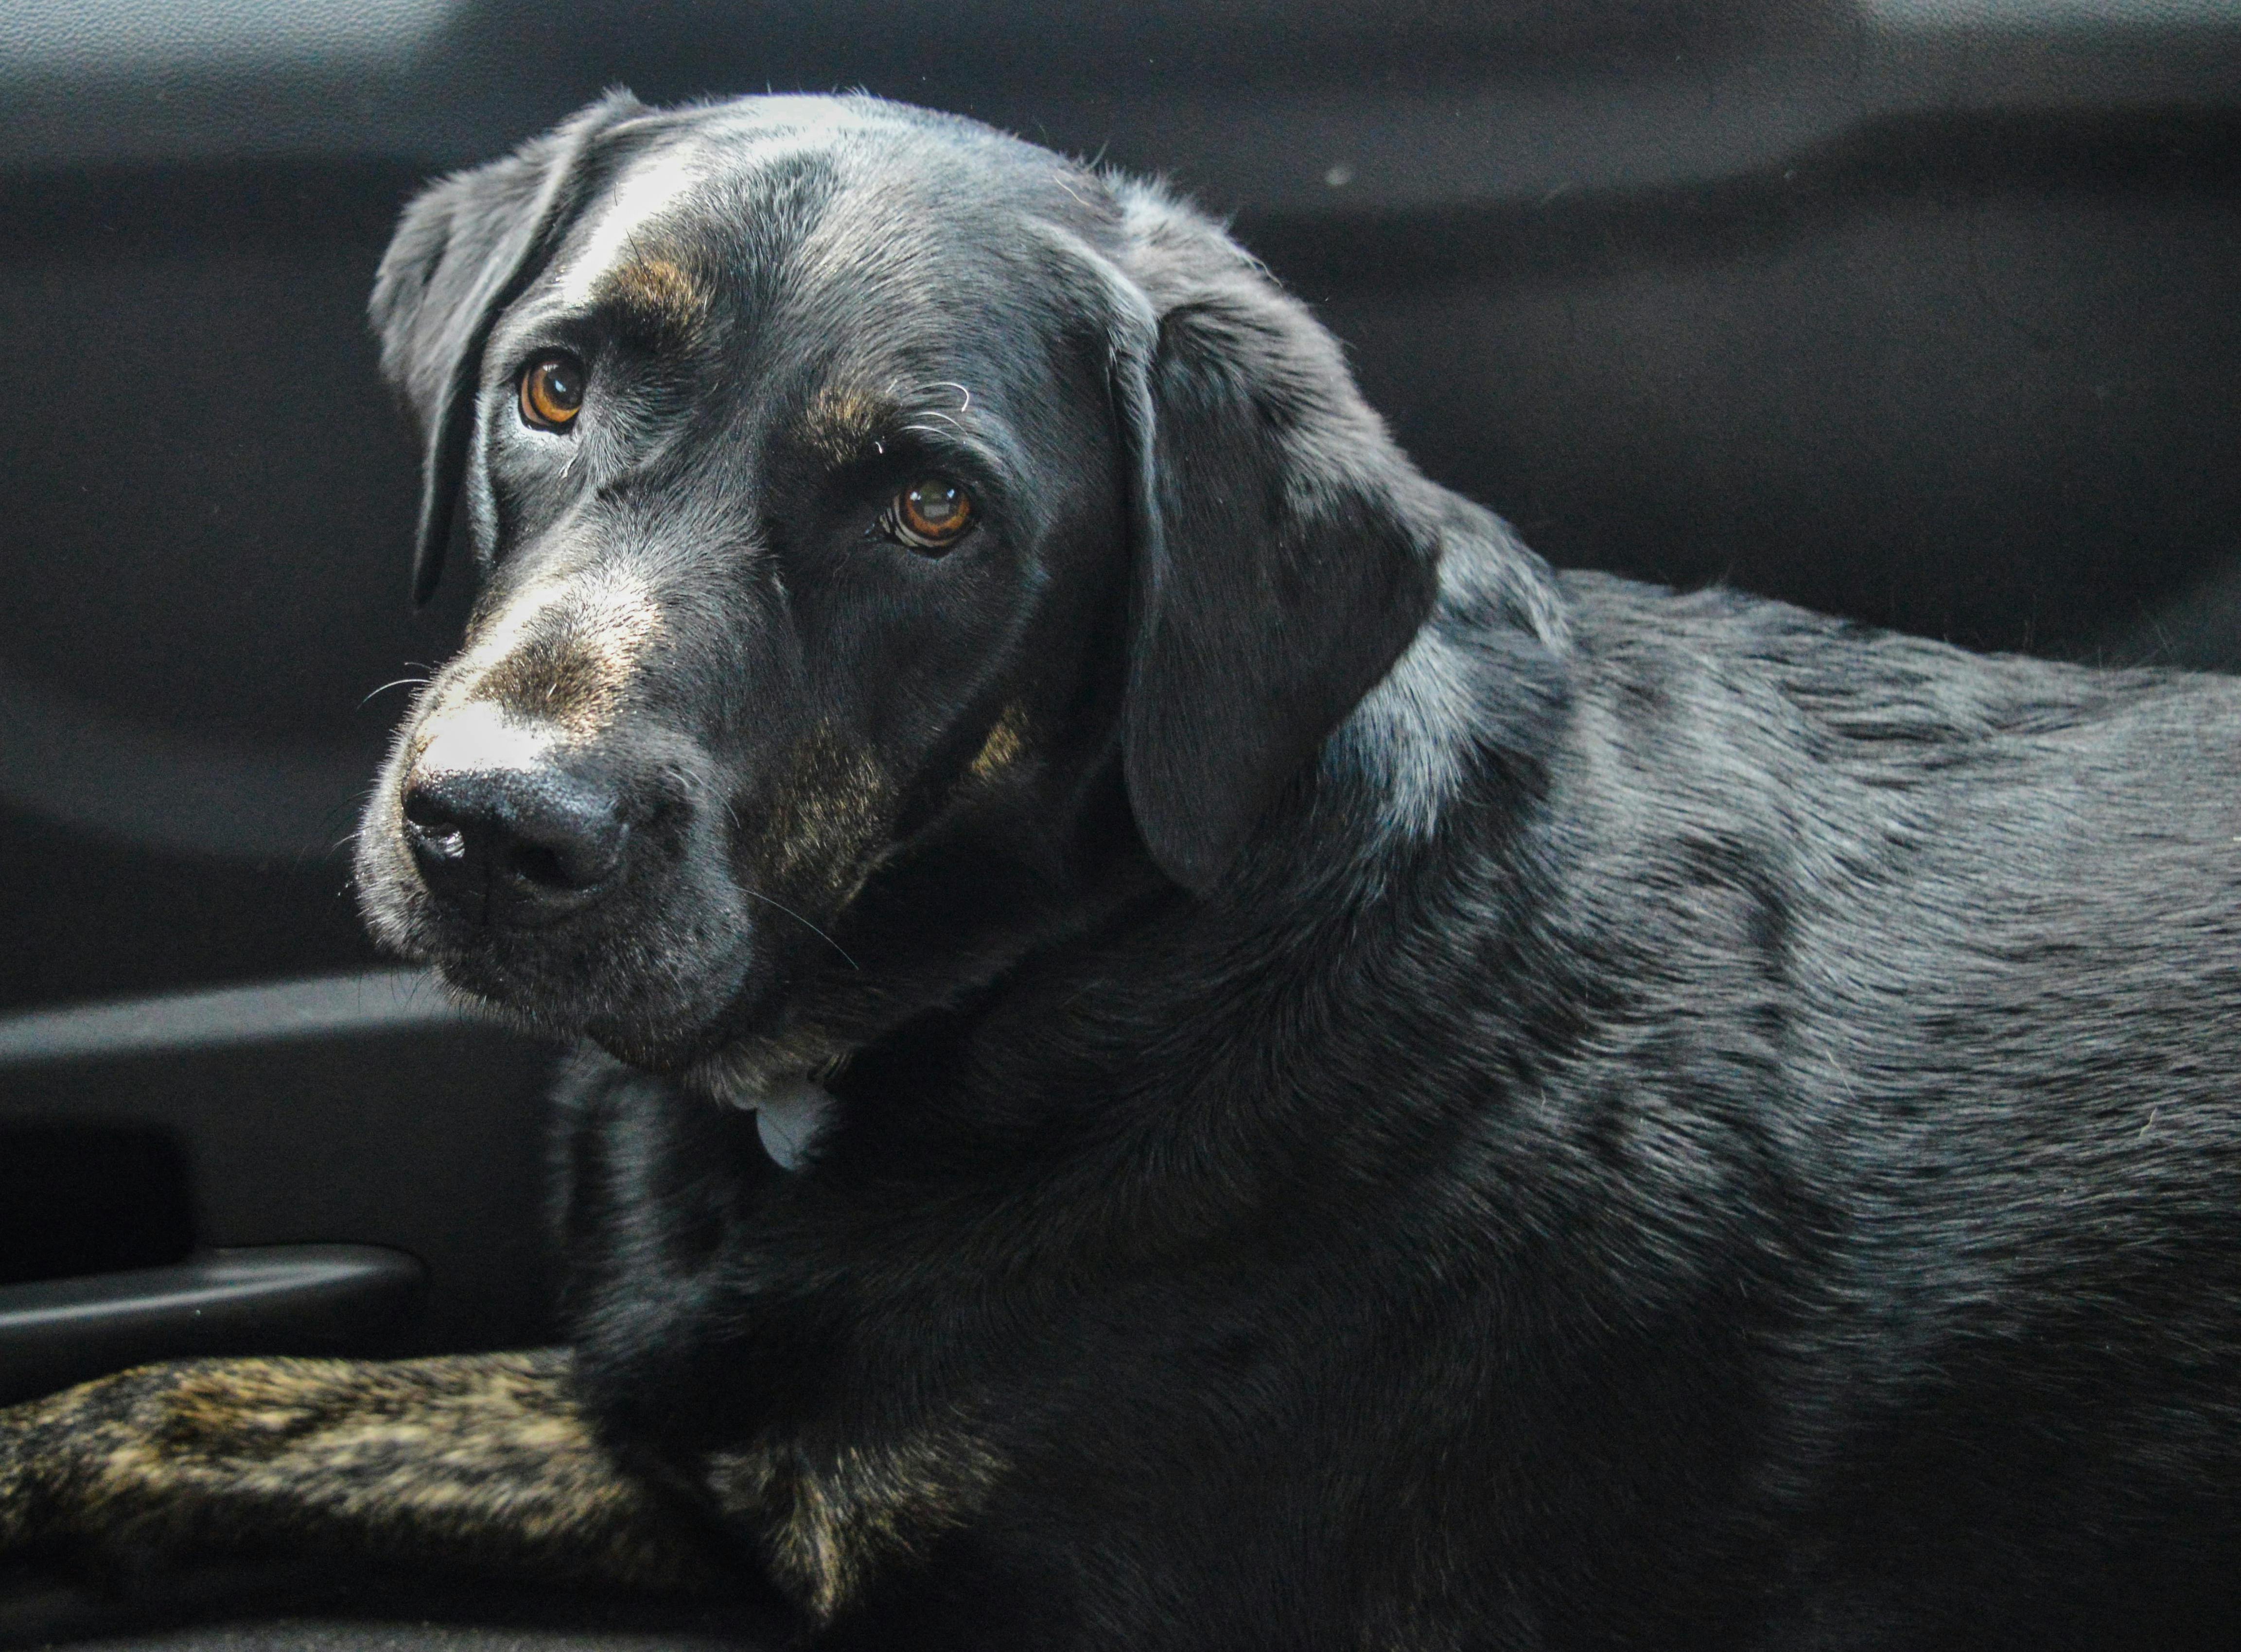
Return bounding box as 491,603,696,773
4,93,2240,1649
549,568,2241,1649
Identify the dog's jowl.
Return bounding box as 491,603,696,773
5,93,2240,1650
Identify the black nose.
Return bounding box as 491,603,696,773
402,766,630,927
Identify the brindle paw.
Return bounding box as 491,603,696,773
0,1389,47,1554
0,1362,208,1568
0,1353,737,1599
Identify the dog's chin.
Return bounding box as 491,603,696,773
458,941,762,1054
424,925,842,1104
355,839,842,1102
364,894,762,1069
401,921,842,1104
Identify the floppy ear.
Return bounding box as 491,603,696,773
1107,190,1443,894
370,90,644,605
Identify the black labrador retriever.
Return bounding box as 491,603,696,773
5,92,2240,1650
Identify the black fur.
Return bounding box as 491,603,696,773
38,93,2241,1649
370,92,2241,1649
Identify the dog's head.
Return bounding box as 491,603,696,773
354,93,1447,1090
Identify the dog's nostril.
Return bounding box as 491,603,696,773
506,820,628,892
402,790,452,832
422,826,469,863
509,843,572,890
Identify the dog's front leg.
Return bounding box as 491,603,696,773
0,1351,732,1595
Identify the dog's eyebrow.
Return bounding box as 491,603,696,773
801,383,1013,475
586,255,711,348
800,386,898,461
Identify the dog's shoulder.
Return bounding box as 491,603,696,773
1546,566,2241,841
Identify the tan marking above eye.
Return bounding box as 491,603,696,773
520,352,585,430
595,256,707,342
802,386,887,462
890,477,974,552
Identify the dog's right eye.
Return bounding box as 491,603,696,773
519,352,585,431
886,477,976,553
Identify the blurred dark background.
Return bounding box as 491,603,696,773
4,0,2240,1012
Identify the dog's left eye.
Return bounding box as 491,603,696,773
519,352,585,432
885,477,976,554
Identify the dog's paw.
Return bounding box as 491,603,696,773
0,1372,105,1555
0,1392,41,1554
0,1356,363,1584
0,1363,199,1571
0,1352,735,1598
0,1368,133,1563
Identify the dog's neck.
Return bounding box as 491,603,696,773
1318,513,1571,862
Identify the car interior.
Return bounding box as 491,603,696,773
3,0,2238,1645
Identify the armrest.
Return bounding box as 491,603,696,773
0,1245,423,1407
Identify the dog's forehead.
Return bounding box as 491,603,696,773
549,103,1077,333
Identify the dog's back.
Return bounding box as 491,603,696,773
1425,563,2241,1638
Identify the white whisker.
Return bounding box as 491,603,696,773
744,887,859,970
361,676,430,708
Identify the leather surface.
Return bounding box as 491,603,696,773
0,1567,779,1652
32,1620,750,1652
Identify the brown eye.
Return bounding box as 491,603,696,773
890,477,975,552
519,352,584,431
